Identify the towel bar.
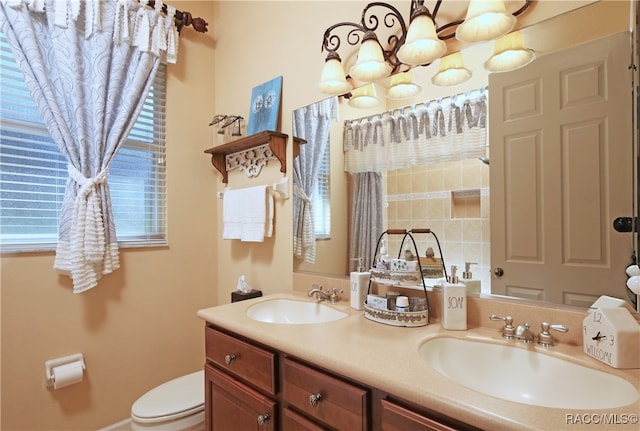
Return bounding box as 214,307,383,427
217,177,289,200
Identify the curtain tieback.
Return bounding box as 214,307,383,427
68,164,108,198
67,164,109,264
293,184,311,204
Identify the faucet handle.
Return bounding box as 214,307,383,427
330,288,344,304
537,322,569,347
489,314,515,339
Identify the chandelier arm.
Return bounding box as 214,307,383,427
361,2,409,35
436,19,465,40
321,22,368,54
431,0,443,19
359,2,412,71
512,0,533,17
384,34,405,67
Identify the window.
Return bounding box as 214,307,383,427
0,34,167,252
313,141,331,239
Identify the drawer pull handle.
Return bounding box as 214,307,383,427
309,393,323,407
257,413,270,425
224,354,237,365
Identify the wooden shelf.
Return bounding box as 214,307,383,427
204,130,304,183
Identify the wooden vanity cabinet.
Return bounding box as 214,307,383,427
204,324,476,431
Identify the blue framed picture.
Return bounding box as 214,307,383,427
247,76,283,135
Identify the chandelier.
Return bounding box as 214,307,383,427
318,0,535,100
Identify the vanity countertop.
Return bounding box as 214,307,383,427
197,292,640,431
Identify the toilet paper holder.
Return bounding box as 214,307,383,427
45,353,85,388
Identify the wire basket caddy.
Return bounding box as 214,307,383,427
364,229,447,327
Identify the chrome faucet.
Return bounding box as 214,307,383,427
491,314,568,346
515,322,535,343
307,284,343,304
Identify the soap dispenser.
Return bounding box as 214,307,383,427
460,262,481,295
442,265,467,330
350,258,370,311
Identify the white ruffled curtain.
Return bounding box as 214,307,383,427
292,96,338,263
0,0,181,293
344,88,487,173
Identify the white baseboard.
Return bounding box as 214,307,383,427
96,418,131,431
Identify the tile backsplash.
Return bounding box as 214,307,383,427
384,158,491,290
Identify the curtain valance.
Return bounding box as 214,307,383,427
3,0,181,63
344,88,487,173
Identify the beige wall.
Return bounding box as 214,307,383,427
0,1,620,430
209,1,369,303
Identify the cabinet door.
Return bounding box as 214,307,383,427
380,399,457,431
205,364,276,431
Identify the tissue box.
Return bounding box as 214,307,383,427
367,294,388,310
231,289,262,303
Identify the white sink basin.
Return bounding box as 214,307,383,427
246,299,348,324
419,337,638,409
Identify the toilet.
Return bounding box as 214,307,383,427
130,370,205,431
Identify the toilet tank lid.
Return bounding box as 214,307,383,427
132,370,204,419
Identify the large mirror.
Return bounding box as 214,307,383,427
293,1,638,309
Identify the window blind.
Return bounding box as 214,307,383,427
0,34,167,252
313,143,331,239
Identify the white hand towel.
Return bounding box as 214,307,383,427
222,185,273,242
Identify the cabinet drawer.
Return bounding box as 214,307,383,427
282,408,326,431
380,399,459,431
205,326,276,395
283,358,368,431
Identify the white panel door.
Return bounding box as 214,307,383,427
489,32,634,307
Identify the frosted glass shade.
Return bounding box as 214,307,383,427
456,0,516,43
386,70,422,99
484,31,535,72
318,55,353,95
348,83,381,108
396,13,446,66
431,52,472,86
349,33,392,82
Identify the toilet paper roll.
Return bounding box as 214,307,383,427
52,361,83,389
